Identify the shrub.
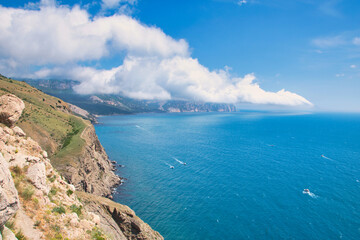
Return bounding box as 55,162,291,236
48,175,57,183
48,187,59,201
5,220,15,230
66,189,73,196
34,220,41,227
52,206,66,214
91,227,106,240
20,186,34,201
15,231,27,240
70,204,82,216
11,165,22,176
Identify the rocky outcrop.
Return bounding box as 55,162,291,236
0,94,25,127
0,125,107,239
68,103,97,123
0,153,19,228
0,89,163,239
76,191,164,240
61,124,120,197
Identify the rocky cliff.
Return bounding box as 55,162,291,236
0,77,119,197
0,84,163,239
55,123,121,197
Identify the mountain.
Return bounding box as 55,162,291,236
24,79,236,115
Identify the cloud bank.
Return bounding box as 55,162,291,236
0,2,312,106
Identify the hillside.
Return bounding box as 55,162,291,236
0,76,163,239
0,75,119,196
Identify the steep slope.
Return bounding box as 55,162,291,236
0,90,163,239
0,76,119,196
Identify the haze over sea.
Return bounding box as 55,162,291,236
95,112,360,240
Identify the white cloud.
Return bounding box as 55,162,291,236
102,0,136,9
353,37,360,45
312,35,346,48
237,0,247,6
336,73,345,77
0,2,312,107
0,5,188,66
34,56,312,106
350,65,357,69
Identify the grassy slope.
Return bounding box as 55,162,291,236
0,75,87,168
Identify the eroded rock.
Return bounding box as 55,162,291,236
0,153,19,228
0,94,25,127
26,162,50,195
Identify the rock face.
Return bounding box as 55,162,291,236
0,153,19,228
0,94,25,127
62,124,120,197
77,192,164,240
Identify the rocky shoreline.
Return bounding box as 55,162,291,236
0,79,163,240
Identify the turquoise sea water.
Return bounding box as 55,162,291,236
95,112,360,239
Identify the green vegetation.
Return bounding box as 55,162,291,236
0,75,88,173
90,227,106,240
15,230,27,240
5,220,15,230
69,204,82,216
34,220,41,227
52,206,66,214
66,189,73,196
20,186,35,201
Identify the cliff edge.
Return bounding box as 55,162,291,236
0,78,163,239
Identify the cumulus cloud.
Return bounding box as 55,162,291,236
0,1,312,106
102,0,136,9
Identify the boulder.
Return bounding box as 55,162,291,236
0,94,25,127
12,126,25,137
26,162,50,195
1,226,17,240
0,153,19,228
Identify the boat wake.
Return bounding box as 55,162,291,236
321,154,334,161
135,125,153,135
164,162,174,169
303,189,318,198
173,157,186,165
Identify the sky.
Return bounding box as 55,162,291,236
0,0,359,112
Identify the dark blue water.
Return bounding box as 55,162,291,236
95,112,360,239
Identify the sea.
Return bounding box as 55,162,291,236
94,112,360,240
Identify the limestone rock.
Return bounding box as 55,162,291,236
77,191,163,240
60,124,120,197
1,226,17,240
26,162,50,194
12,126,25,137
0,94,25,127
0,153,19,228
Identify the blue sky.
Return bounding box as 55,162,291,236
0,0,359,112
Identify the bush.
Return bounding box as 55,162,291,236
11,165,22,176
52,206,66,214
91,227,106,240
20,186,34,201
15,231,27,240
66,189,73,196
48,175,57,183
34,220,41,227
70,204,82,216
